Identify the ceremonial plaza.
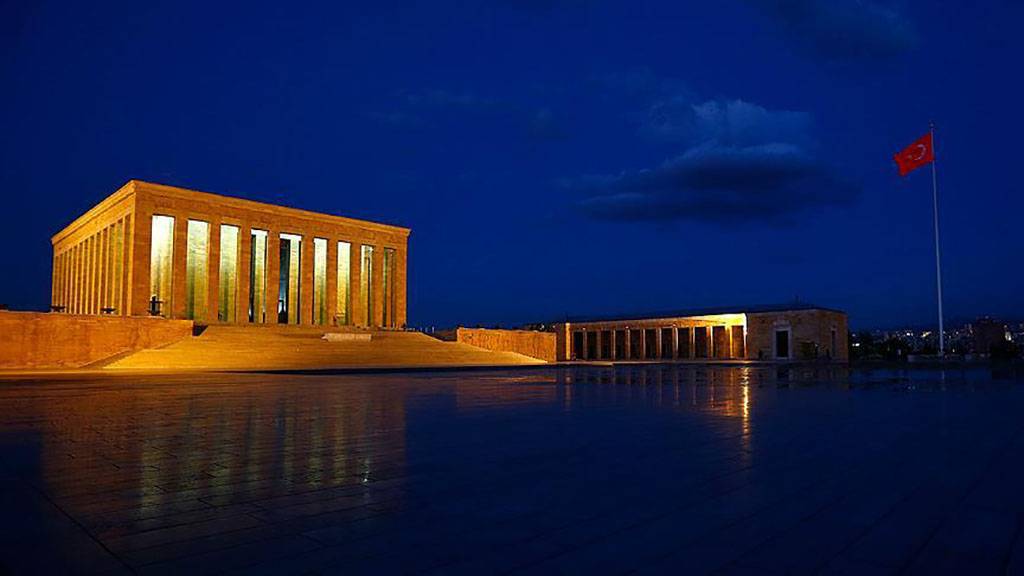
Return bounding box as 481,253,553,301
0,179,846,370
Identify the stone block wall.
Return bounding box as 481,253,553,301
455,328,556,362
0,311,193,369
745,309,848,361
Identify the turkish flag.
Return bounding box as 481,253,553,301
894,132,934,177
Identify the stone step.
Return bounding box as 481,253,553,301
104,327,544,371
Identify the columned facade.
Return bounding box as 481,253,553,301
51,180,410,329
554,306,849,362
564,314,746,362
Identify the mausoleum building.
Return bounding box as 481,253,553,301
50,180,409,328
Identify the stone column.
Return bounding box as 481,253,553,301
100,227,108,312
326,238,338,326
75,243,83,314
72,245,79,314
123,212,138,316
62,250,67,311
237,224,251,324
207,220,221,323
171,214,188,319
70,245,78,314
672,328,679,360
266,231,280,324
654,328,663,360
97,229,107,312
79,238,87,314
395,246,408,328
624,328,631,360
112,221,121,314
609,330,616,360
300,233,314,325
104,226,113,311
85,240,92,314
96,232,105,313
372,245,384,328
351,242,364,327
96,233,104,313
84,239,91,314
639,329,646,360
85,240,93,314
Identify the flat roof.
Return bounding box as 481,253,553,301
133,180,411,235
560,303,845,324
53,179,411,244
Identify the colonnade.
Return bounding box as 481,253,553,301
139,211,406,328
572,324,746,361
51,214,132,316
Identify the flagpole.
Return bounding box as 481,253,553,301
930,121,945,356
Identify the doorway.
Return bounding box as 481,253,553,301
278,233,302,324
572,331,585,360
775,329,790,359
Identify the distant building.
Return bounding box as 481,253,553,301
50,180,409,328
554,304,848,362
971,317,1009,354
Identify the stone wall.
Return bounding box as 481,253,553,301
745,309,848,361
455,328,556,363
0,311,193,369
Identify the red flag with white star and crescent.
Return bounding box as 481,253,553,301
894,132,934,177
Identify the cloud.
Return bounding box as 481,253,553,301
745,0,917,59
642,98,812,146
572,143,856,223
566,98,858,224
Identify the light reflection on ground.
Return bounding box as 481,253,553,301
0,365,1023,574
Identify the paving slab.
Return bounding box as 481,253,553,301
0,365,1022,574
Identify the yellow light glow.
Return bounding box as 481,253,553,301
149,215,175,316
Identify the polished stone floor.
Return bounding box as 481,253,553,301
1,365,1023,575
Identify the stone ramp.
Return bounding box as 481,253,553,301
103,325,545,371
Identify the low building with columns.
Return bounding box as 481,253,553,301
50,180,409,328
554,304,848,362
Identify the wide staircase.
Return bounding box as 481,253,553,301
102,325,545,372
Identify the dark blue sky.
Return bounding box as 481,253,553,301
2,0,1021,329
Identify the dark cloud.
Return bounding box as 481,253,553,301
571,143,856,223
746,0,917,59
566,98,858,224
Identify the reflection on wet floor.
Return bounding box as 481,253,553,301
1,365,1023,574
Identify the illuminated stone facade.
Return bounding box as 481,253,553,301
555,305,848,362
50,180,409,328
